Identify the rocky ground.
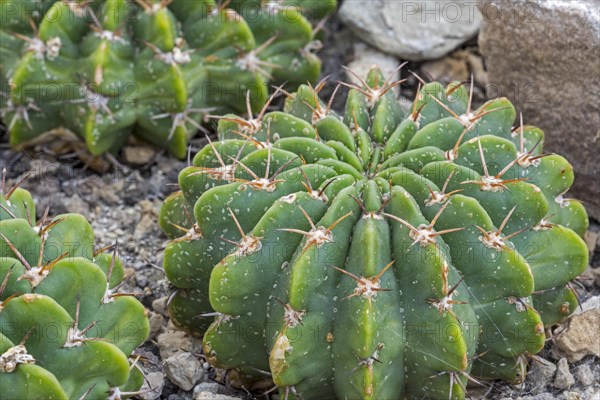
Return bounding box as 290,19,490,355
1,7,599,400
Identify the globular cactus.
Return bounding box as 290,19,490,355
159,66,589,399
0,174,149,399
0,0,335,158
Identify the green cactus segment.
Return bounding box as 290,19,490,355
161,68,588,399
0,332,67,399
0,0,335,158
0,183,149,399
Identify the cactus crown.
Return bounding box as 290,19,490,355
0,0,335,157
160,67,588,399
0,173,149,399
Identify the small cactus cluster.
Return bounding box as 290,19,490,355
160,67,589,399
0,174,149,399
0,0,335,158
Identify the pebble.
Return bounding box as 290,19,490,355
134,213,157,240
152,296,169,316
585,230,598,254
123,145,157,166
555,302,600,362
157,325,203,360
574,364,594,386
164,352,204,391
529,394,557,400
527,357,557,393
194,394,240,400
563,392,583,400
193,382,222,395
148,311,165,340
61,194,89,215
346,41,401,93
554,358,575,390
139,371,165,400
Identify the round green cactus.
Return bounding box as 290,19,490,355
160,67,589,399
0,176,149,399
0,0,335,158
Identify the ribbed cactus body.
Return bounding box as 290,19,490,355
0,185,149,399
0,0,334,157
160,68,588,399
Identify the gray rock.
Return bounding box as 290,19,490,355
152,296,169,316
527,357,557,393
339,0,482,61
563,392,584,400
134,214,157,241
157,325,203,359
574,364,594,386
478,0,600,219
194,393,240,400
123,145,156,166
421,48,488,86
148,310,165,340
139,371,165,400
554,358,575,390
554,306,600,362
531,394,558,400
193,382,222,395
61,194,89,215
578,295,600,314
164,352,203,391
347,41,401,91
581,386,600,400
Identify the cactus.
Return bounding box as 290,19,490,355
0,174,149,399
159,67,588,399
0,0,335,158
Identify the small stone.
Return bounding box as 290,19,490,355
123,268,137,286
340,0,482,61
347,41,401,91
563,392,583,400
152,296,168,316
136,275,149,288
574,364,594,386
148,311,165,340
527,357,556,393
157,327,202,360
193,382,221,395
97,182,122,205
139,371,165,400
421,54,469,83
134,214,156,240
164,352,203,391
585,230,598,254
194,392,239,400
61,194,89,215
578,296,600,314
555,306,600,362
554,358,575,390
581,386,600,400
421,49,488,86
531,394,557,400
123,145,156,166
